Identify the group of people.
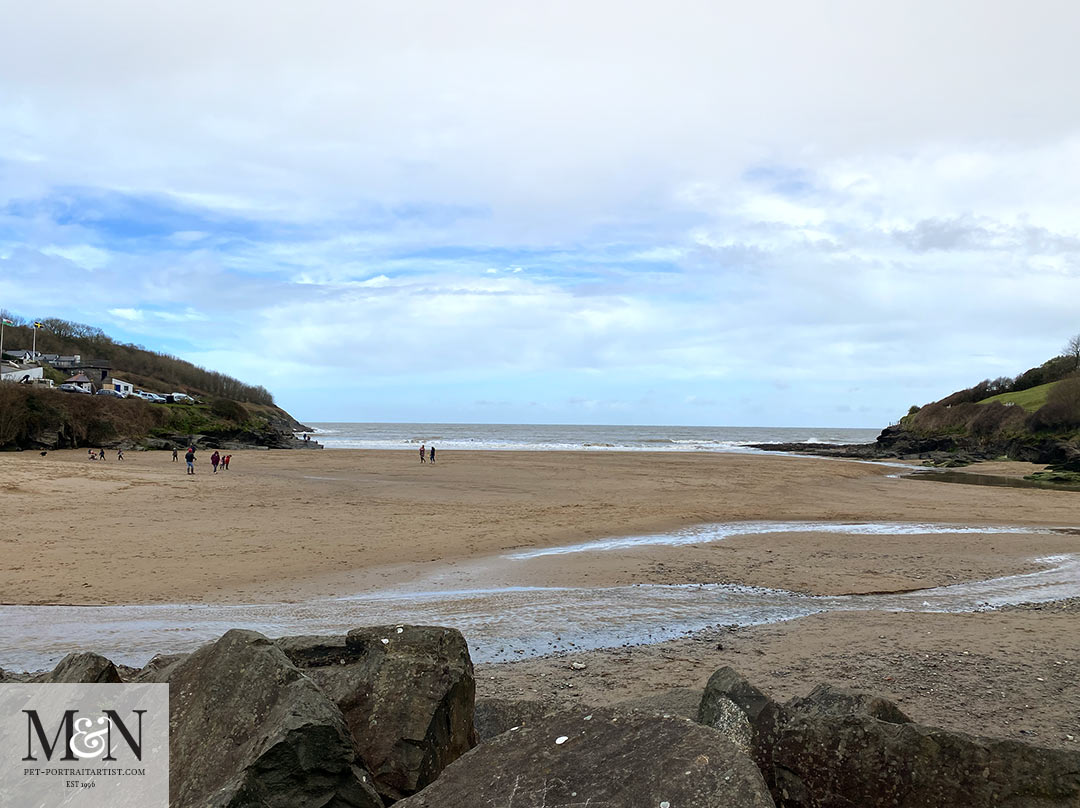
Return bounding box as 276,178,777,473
419,443,436,463
174,446,231,474
87,448,123,460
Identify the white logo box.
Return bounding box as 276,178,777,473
0,683,168,808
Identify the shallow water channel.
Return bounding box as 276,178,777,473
2,521,1078,672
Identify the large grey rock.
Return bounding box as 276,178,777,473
785,683,911,724
706,671,1080,808
473,698,559,742
767,688,1080,808
32,652,122,683
396,708,776,807
153,629,382,808
614,685,702,719
699,665,774,726
276,625,475,802
130,652,189,682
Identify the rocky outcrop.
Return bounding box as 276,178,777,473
397,707,776,808
141,428,320,452
150,629,383,808
276,625,476,803
750,424,1080,467
31,651,122,683
703,669,1080,808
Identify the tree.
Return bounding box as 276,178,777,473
1065,333,1080,370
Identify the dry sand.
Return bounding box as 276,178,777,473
1,449,1076,605
2,447,1079,747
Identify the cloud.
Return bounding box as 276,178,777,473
107,307,142,321
1,2,1080,425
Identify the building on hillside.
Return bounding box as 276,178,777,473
51,355,83,368
69,361,112,383
64,372,95,392
2,350,35,363
104,377,135,397
1,362,45,384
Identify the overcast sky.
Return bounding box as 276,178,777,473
2,1,1078,425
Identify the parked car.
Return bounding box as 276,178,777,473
59,383,91,394
96,389,125,398
170,393,195,403
143,392,167,403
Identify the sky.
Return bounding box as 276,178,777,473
2,1,1079,426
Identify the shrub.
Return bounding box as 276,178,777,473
1027,377,1080,432
210,398,249,423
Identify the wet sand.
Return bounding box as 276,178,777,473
477,603,1080,751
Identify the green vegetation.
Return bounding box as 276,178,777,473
978,381,1059,412
1025,470,1080,485
0,314,306,449
0,313,273,404
901,340,1080,443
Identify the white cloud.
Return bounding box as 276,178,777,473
108,307,143,321
40,244,111,270
2,2,1080,424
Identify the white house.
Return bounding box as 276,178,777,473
64,372,94,392
105,377,135,397
1,362,44,383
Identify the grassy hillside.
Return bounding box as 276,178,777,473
0,315,273,404
978,381,1060,412
902,354,1080,442
0,314,306,449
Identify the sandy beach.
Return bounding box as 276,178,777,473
2,449,1077,605
2,448,1079,747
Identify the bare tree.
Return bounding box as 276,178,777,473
1066,333,1080,370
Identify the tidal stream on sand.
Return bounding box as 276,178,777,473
2,521,1078,672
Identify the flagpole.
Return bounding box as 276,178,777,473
32,322,37,357
0,318,5,363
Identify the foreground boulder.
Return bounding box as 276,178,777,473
276,625,475,802
32,651,122,683
152,629,382,808
396,708,776,807
473,697,558,742
702,668,1080,807
771,691,1080,808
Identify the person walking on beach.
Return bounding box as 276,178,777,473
98,448,105,460
223,454,231,470
211,450,220,473
172,447,178,462
429,445,436,464
88,449,95,461
117,448,124,461
185,447,196,475
419,444,426,463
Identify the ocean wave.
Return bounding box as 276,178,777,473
304,423,881,452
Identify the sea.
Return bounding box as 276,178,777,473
303,423,881,452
